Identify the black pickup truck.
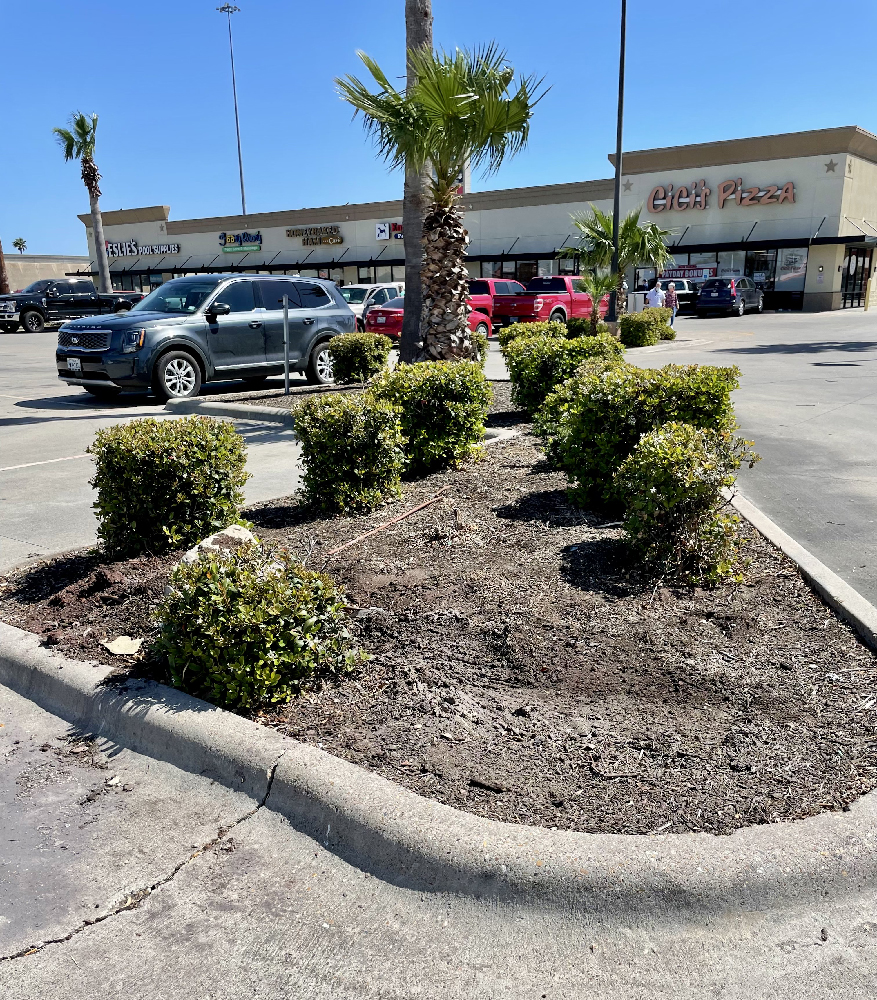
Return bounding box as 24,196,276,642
0,277,145,333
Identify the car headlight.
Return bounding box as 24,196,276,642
121,329,147,353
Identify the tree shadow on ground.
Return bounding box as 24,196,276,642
485,407,529,429
246,499,325,531
559,538,649,600
716,340,877,356
494,488,599,529
2,549,103,600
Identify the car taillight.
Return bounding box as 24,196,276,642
729,281,736,294
533,298,543,310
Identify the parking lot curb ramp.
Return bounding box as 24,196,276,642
165,398,296,425
3,606,877,918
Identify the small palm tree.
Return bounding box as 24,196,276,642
337,46,544,360
12,238,26,255
575,270,617,335
563,206,675,316
53,112,112,293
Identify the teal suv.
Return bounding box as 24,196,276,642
55,274,356,400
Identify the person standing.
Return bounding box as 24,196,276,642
646,279,665,309
665,281,678,326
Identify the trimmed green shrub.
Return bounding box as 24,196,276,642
618,312,660,347
497,320,566,349
535,362,741,509
87,415,249,557
155,544,362,711
614,422,759,584
566,317,611,338
504,332,624,414
294,392,405,512
646,306,676,341
371,361,492,475
328,332,393,384
471,328,490,368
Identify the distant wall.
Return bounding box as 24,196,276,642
3,254,91,290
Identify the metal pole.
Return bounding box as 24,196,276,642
217,4,246,216
607,0,627,323
283,293,290,395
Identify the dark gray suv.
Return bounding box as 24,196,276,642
55,274,356,400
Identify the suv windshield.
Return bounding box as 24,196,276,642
23,279,53,294
340,287,369,304
132,277,222,314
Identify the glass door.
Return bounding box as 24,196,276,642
842,247,873,307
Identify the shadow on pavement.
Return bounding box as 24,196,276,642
715,341,877,356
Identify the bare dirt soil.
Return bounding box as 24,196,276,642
3,384,877,836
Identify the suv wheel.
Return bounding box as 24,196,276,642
152,351,202,401
734,298,745,317
306,340,334,385
21,310,45,333
756,294,764,313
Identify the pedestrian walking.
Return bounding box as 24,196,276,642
665,281,678,326
646,280,665,309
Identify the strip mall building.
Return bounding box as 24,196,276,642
79,126,877,311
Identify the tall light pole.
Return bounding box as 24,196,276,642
217,3,247,217
607,0,627,324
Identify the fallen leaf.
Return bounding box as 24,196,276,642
102,636,143,656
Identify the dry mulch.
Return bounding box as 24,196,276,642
2,384,877,837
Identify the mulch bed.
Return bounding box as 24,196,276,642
2,383,877,837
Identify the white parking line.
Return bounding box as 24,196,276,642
0,454,91,473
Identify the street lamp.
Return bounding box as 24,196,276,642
217,3,247,216
607,0,627,324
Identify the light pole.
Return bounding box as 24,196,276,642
607,0,627,324
217,3,247,217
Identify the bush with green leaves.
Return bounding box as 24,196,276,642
471,327,489,368
614,421,759,584
294,392,405,512
504,332,624,414
646,306,676,341
566,316,611,338
497,320,566,349
618,307,675,346
371,360,492,475
535,362,741,509
328,332,393,383
87,415,249,556
155,544,362,711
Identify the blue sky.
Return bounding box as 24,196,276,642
4,0,874,255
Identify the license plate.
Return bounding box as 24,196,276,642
710,292,718,297
376,316,386,323
67,357,82,372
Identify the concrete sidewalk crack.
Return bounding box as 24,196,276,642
0,751,286,964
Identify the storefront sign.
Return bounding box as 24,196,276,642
286,225,343,246
376,222,404,241
662,264,717,280
647,179,795,212
219,231,262,252
105,239,181,256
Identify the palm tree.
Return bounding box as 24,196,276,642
575,270,618,335
12,238,26,255
52,112,112,294
337,46,544,361
0,240,9,295
401,0,433,364
562,206,675,317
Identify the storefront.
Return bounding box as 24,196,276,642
77,125,877,311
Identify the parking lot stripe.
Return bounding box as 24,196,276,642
0,454,90,473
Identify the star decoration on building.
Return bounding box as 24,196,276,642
623,179,633,192
825,159,838,173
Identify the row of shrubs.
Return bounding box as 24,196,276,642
328,329,489,384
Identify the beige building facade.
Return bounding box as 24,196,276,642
77,126,877,311
4,254,91,291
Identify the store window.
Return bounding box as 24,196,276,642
516,261,539,284
775,248,808,291
717,251,746,279
501,261,516,279
358,266,373,283
745,250,777,292
375,265,392,283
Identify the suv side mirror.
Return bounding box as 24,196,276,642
208,301,231,316
46,287,59,298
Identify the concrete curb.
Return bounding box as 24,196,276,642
731,491,877,651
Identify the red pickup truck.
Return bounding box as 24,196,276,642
492,275,607,326
467,277,525,329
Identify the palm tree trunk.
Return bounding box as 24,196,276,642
400,0,432,364
0,239,9,295
420,203,470,360
89,191,112,294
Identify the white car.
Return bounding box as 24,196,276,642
339,283,404,330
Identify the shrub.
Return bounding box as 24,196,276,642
371,361,492,475
614,422,759,584
535,362,741,509
618,312,660,347
566,317,611,338
471,327,490,368
155,544,362,711
497,320,566,349
87,416,249,557
504,332,624,414
328,332,393,384
294,392,404,512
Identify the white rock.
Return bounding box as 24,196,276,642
181,524,258,565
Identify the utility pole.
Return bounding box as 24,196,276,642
607,0,627,324
217,3,247,216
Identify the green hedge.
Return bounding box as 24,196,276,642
471,328,490,368
328,332,393,384
614,421,758,584
618,307,674,346
87,415,249,556
294,392,405,512
155,544,362,710
371,361,492,475
535,362,741,510
504,332,624,414
566,317,611,338
497,320,567,349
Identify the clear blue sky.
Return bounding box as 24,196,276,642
4,0,873,255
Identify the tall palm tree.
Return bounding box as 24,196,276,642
575,270,617,335
337,46,544,361
563,206,675,317
53,112,112,294
401,0,433,364
12,238,27,255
